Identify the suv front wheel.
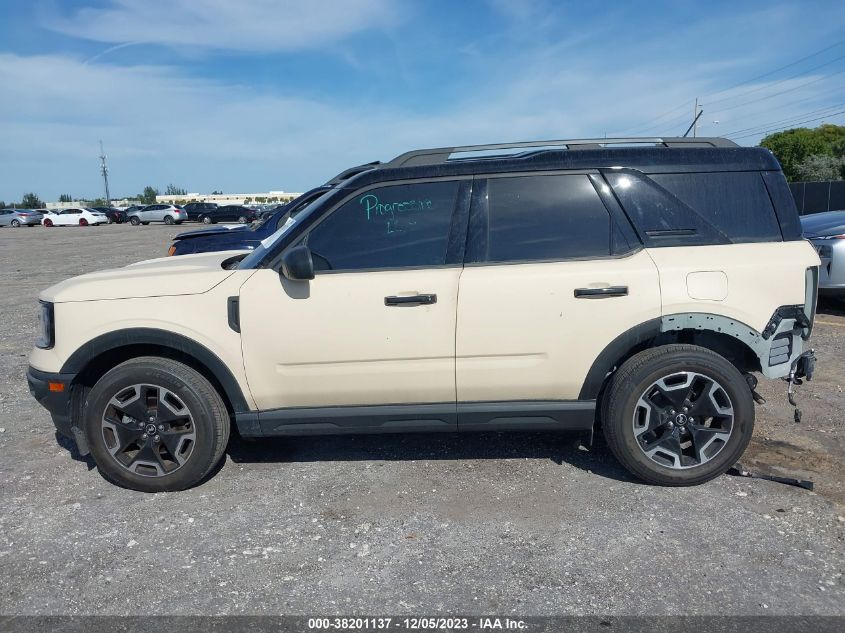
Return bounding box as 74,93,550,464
602,344,754,486
83,357,230,492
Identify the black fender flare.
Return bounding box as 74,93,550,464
60,328,251,413
578,318,662,400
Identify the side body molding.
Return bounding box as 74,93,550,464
60,328,251,413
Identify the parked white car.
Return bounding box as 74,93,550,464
127,204,188,225
42,208,108,227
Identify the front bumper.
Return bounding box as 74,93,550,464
26,366,76,437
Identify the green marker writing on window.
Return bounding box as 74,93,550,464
359,194,433,221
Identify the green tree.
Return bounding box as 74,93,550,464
760,124,845,181
138,186,159,205
165,184,187,196
20,192,44,208
211,190,223,195
59,193,72,203
796,154,845,181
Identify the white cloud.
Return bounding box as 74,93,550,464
44,0,402,53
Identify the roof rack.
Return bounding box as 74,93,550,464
386,137,739,168
324,161,381,186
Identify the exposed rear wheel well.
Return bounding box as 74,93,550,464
592,328,761,427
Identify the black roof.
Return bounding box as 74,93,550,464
338,137,779,190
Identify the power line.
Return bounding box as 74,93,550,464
728,109,845,140
704,51,845,108
709,66,845,115
612,100,695,136
710,82,845,129
701,37,845,99
612,37,845,137
722,102,845,137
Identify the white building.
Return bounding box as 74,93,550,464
156,191,300,205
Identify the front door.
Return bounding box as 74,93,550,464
455,173,661,425
238,179,469,431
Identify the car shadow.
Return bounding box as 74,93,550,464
226,430,638,484
54,427,638,486
55,431,96,471
817,296,845,317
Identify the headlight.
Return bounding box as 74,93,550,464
36,301,55,349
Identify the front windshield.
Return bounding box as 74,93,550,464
251,204,287,231
237,192,329,269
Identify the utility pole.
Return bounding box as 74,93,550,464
693,98,700,138
683,100,704,138
99,140,111,205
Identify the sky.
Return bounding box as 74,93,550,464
1,0,844,202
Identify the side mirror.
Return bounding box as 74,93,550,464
281,245,315,280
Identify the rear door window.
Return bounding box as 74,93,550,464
471,174,612,263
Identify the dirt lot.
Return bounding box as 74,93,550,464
0,224,843,616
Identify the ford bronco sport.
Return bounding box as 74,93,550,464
27,137,820,492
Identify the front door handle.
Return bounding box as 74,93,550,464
574,286,628,298
384,294,437,307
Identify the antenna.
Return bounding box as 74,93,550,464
99,140,111,205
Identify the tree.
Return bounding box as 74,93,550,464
796,154,845,182
211,190,223,195
20,192,44,208
760,124,845,181
165,184,187,196
59,193,72,203
138,186,159,205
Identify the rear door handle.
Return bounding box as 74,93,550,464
574,286,628,298
384,294,437,307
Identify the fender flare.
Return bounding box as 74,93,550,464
578,310,802,400
60,328,250,413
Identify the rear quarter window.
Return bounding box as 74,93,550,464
651,172,782,243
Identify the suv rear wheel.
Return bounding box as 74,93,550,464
83,357,230,492
164,215,174,225
602,344,754,486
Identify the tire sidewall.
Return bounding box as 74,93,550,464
607,350,754,485
130,217,140,225
84,363,222,492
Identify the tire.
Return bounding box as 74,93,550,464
202,216,213,224
11,219,21,227
79,218,89,226
43,219,53,227
602,344,754,486
164,215,174,225
84,357,230,492
129,216,141,226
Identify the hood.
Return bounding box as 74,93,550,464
174,225,250,241
41,250,249,303
800,210,845,237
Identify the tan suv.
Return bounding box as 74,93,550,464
27,138,820,492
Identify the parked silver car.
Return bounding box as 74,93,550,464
801,210,845,298
127,204,188,225
0,208,44,227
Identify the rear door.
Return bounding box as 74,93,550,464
455,172,661,427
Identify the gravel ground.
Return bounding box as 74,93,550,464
0,224,843,616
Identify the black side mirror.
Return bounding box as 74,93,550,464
281,245,315,280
